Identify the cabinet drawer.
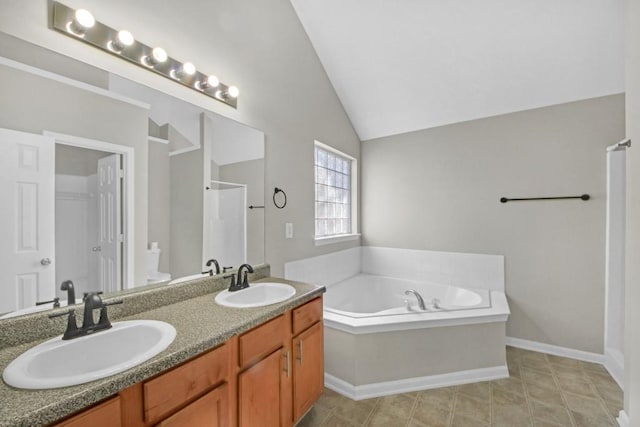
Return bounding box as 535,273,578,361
239,315,285,369
292,297,323,336
157,383,228,427
143,343,229,424
55,396,121,427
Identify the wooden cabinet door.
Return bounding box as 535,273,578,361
55,397,121,427
292,322,324,422
238,349,282,427
156,383,228,427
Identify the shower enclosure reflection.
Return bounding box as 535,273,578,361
206,181,247,269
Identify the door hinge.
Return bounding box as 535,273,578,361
119,169,125,179
118,234,124,242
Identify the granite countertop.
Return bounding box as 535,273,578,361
0,277,324,427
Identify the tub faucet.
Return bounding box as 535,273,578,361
404,289,427,310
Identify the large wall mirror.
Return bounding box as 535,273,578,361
0,34,265,319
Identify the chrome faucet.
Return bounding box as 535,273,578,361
404,289,427,310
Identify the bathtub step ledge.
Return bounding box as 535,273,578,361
324,365,509,401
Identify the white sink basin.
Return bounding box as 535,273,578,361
3,320,176,389
215,282,296,308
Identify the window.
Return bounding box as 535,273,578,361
314,141,357,242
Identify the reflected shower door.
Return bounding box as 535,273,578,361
205,181,247,268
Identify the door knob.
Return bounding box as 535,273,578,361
92,246,102,252
40,258,52,266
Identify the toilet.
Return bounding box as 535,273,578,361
146,244,171,284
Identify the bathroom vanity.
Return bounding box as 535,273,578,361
0,269,324,427
55,297,323,427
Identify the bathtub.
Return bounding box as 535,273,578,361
321,273,510,399
323,273,509,335
324,274,491,318
284,247,511,399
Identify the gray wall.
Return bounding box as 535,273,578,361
625,0,640,418
148,141,171,273
361,95,625,354
169,148,204,279
0,0,362,277
0,63,149,287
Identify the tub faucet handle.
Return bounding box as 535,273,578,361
430,298,441,309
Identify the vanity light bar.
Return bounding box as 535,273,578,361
50,1,238,108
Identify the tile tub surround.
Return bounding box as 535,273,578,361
0,275,324,427
298,347,623,427
284,246,505,292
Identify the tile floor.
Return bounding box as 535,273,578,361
298,346,623,427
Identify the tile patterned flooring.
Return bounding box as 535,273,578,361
298,346,623,427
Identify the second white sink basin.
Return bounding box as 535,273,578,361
3,320,176,389
215,282,296,308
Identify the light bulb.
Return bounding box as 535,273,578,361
171,62,197,80
109,30,134,53
198,75,219,90
182,62,196,76
117,30,134,47
67,8,95,36
75,9,95,28
143,47,168,67
152,47,168,63
227,86,239,98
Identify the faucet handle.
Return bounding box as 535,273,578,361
224,274,238,291
36,297,60,308
103,299,123,307
48,308,75,319
49,309,79,340
97,301,122,328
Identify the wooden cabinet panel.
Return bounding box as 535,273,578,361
156,383,228,427
238,349,282,427
293,322,324,422
239,315,285,369
55,396,121,427
143,344,229,424
292,298,322,336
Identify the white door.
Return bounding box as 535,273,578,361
97,154,122,293
0,128,55,313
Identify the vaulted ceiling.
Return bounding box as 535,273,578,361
290,0,625,141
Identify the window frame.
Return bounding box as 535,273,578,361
313,140,359,245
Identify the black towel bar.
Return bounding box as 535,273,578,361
500,194,590,203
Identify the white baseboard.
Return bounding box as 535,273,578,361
617,409,629,427
324,365,509,401
605,348,625,390
506,337,605,364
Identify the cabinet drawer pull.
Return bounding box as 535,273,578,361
297,340,303,364
283,350,290,377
